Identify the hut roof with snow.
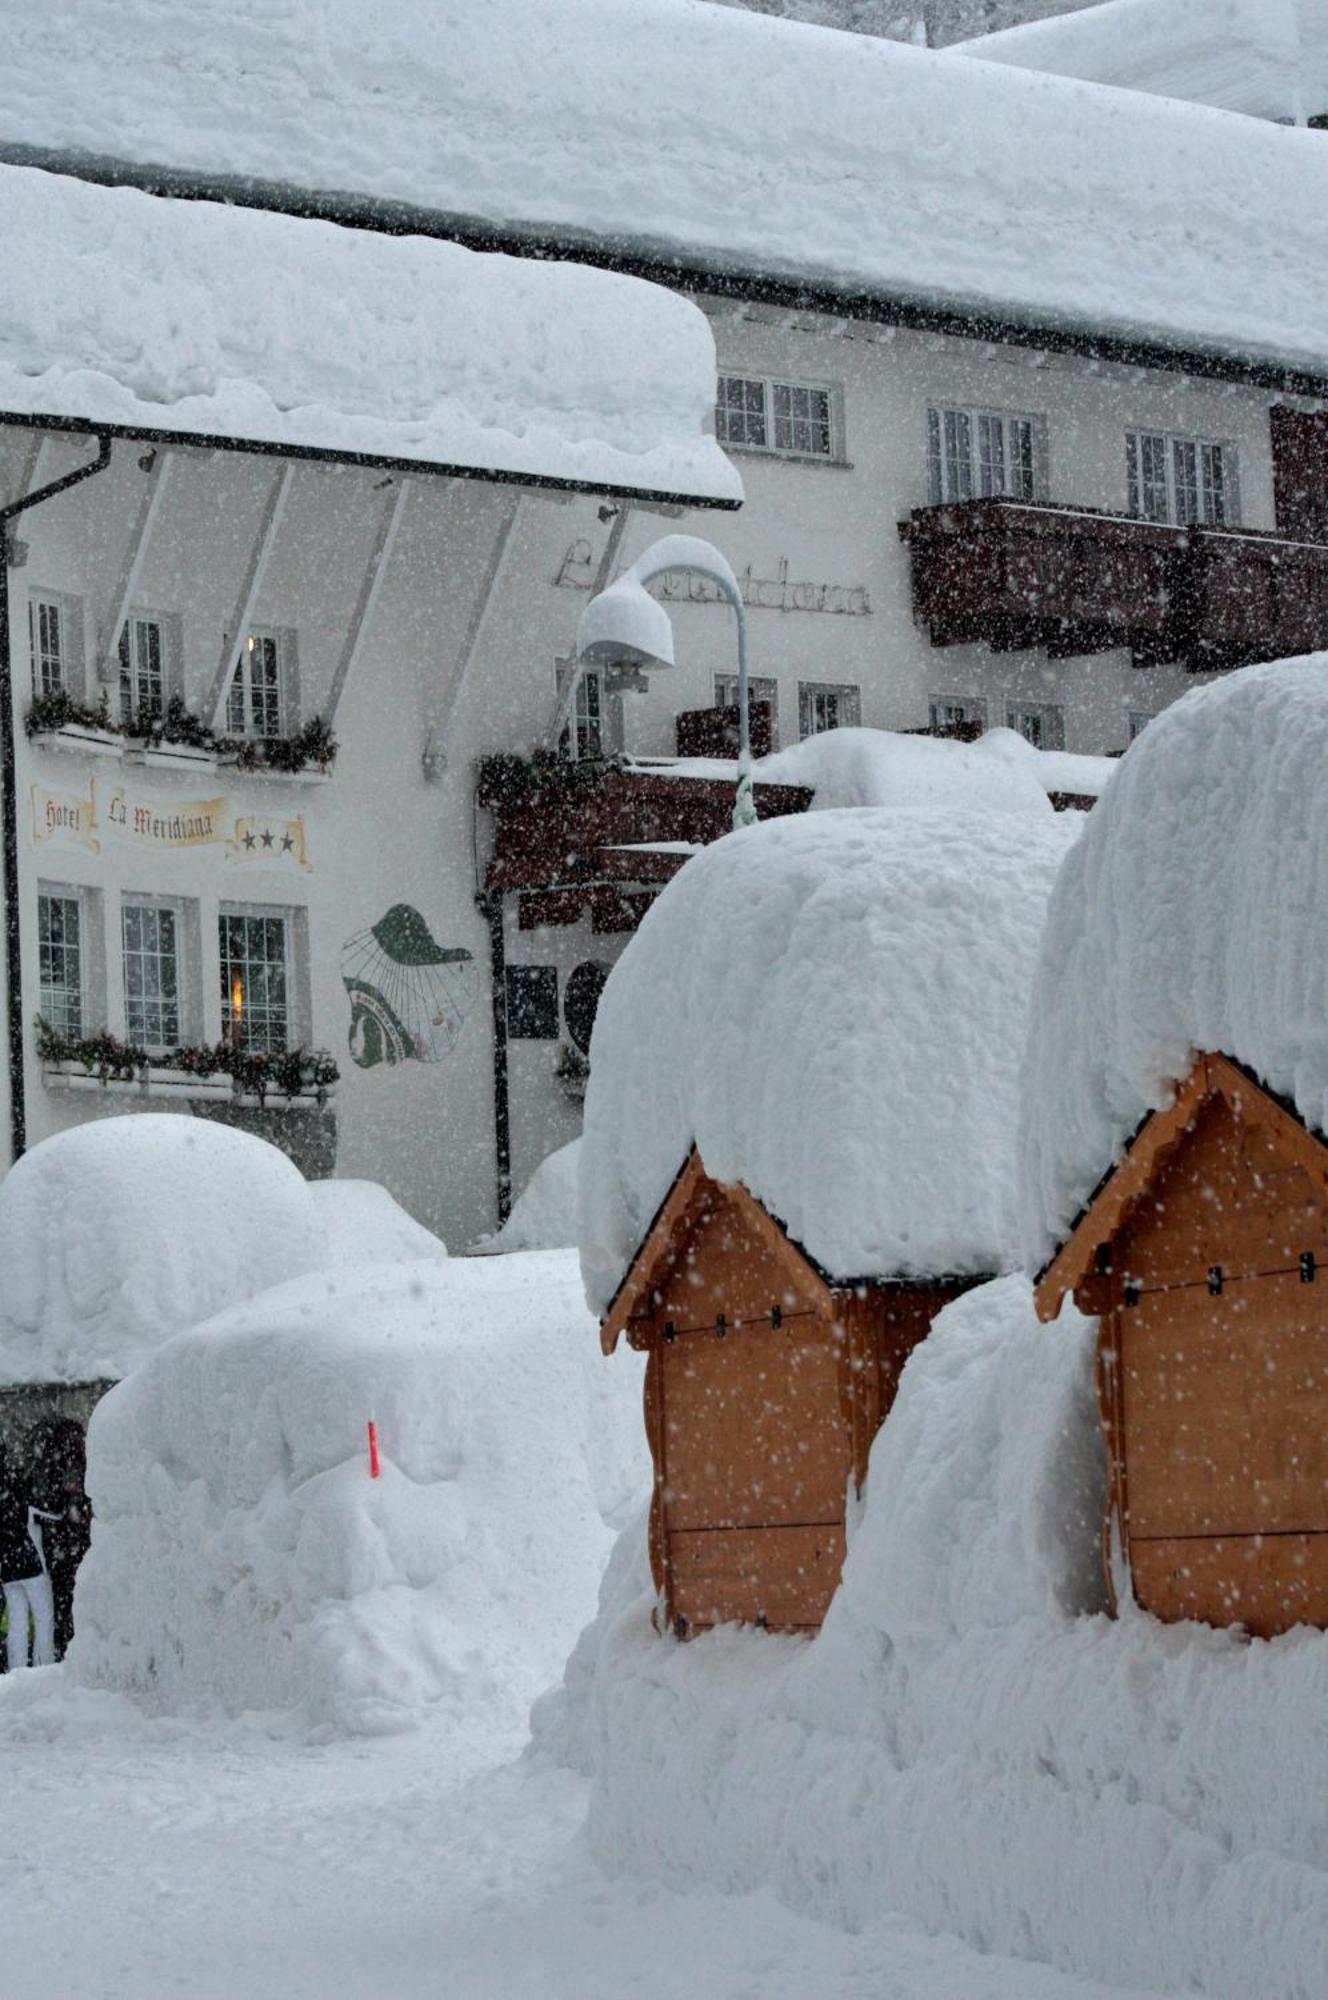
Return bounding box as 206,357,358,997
579,801,1078,1323
0,159,737,504
1020,656,1328,1284
2,1,1328,386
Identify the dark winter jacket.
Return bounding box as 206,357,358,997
0,1476,44,1582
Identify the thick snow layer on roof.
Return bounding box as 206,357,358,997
573,1276,1328,1998
579,807,1077,1312
1019,657,1328,1269
760,726,1112,812
71,1250,646,1732
959,0,1328,125
0,1116,325,1385
0,163,738,501
308,1180,448,1265
3,3,1328,381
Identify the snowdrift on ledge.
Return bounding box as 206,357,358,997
579,807,1079,1314
1020,657,1328,1270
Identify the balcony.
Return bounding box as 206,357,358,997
899,499,1328,668
479,756,812,931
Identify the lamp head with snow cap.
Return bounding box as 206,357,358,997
574,573,676,677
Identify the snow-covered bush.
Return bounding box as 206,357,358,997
0,1115,326,1385
70,1249,646,1738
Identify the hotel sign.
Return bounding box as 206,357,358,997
30,780,311,869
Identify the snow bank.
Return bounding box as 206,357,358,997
0,1116,325,1385
70,1249,646,1736
580,807,1077,1313
473,1141,580,1255
0,162,738,503
576,1277,1328,1999
4,1,1328,378
1020,657,1328,1270
759,728,1054,815
959,0,1326,126
309,1179,447,1266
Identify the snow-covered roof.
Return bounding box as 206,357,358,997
3,2,1328,384
958,0,1328,126
579,807,1078,1314
0,163,739,504
759,726,1114,811
1019,657,1328,1271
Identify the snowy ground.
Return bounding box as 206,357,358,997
0,1670,1171,2000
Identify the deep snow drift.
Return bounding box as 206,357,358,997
1020,657,1328,1270
0,161,738,501
309,1178,448,1266
473,1140,580,1255
70,1249,645,1735
579,807,1079,1313
567,1277,1328,1999
0,1115,326,1385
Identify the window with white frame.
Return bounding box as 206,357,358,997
556,660,621,761
37,886,86,1037
928,696,988,731
219,905,294,1054
1006,701,1065,751
28,592,77,698
798,682,861,739
226,628,290,740
714,673,779,747
716,374,838,459
122,896,186,1051
119,613,166,724
1126,431,1232,526
927,407,1038,505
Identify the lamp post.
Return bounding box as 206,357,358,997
564,533,757,832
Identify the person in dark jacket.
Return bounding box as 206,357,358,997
35,1420,91,1660
0,1442,57,1670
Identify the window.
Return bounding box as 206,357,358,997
226,629,289,740
1126,431,1232,526
1006,702,1065,751
556,661,621,761
505,965,560,1040
714,674,779,749
928,407,1037,505
122,897,184,1051
928,696,987,731
37,888,86,1037
798,682,861,739
219,906,293,1054
29,593,73,698
119,614,165,724
716,375,837,460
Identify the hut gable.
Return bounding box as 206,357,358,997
1035,1052,1328,1638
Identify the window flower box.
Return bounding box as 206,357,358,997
41,1059,335,1110
36,1024,339,1112
134,741,219,775
30,723,126,760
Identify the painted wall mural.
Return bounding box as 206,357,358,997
341,905,477,1069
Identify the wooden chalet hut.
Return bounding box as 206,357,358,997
1036,1056,1328,1639
1019,659,1328,1643
582,797,1075,1638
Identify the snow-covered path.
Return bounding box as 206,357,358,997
1,1671,1171,2000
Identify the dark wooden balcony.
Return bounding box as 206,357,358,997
479,756,811,931
899,499,1328,668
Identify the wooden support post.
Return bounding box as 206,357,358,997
324,478,410,727
95,449,174,686
205,461,295,729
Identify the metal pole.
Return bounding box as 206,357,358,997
731,590,755,831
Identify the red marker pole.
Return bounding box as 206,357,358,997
367,1419,380,1479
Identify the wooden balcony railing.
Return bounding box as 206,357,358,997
899,499,1328,668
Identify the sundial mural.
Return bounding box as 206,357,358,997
341,904,477,1069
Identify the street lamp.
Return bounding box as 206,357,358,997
564,533,757,832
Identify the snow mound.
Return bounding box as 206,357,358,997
0,162,738,502
579,808,1078,1313
577,1277,1328,2000
0,1116,325,1385
309,1179,447,1266
759,727,1054,816
70,1249,647,1737
1020,657,1328,1270
473,1141,580,1255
